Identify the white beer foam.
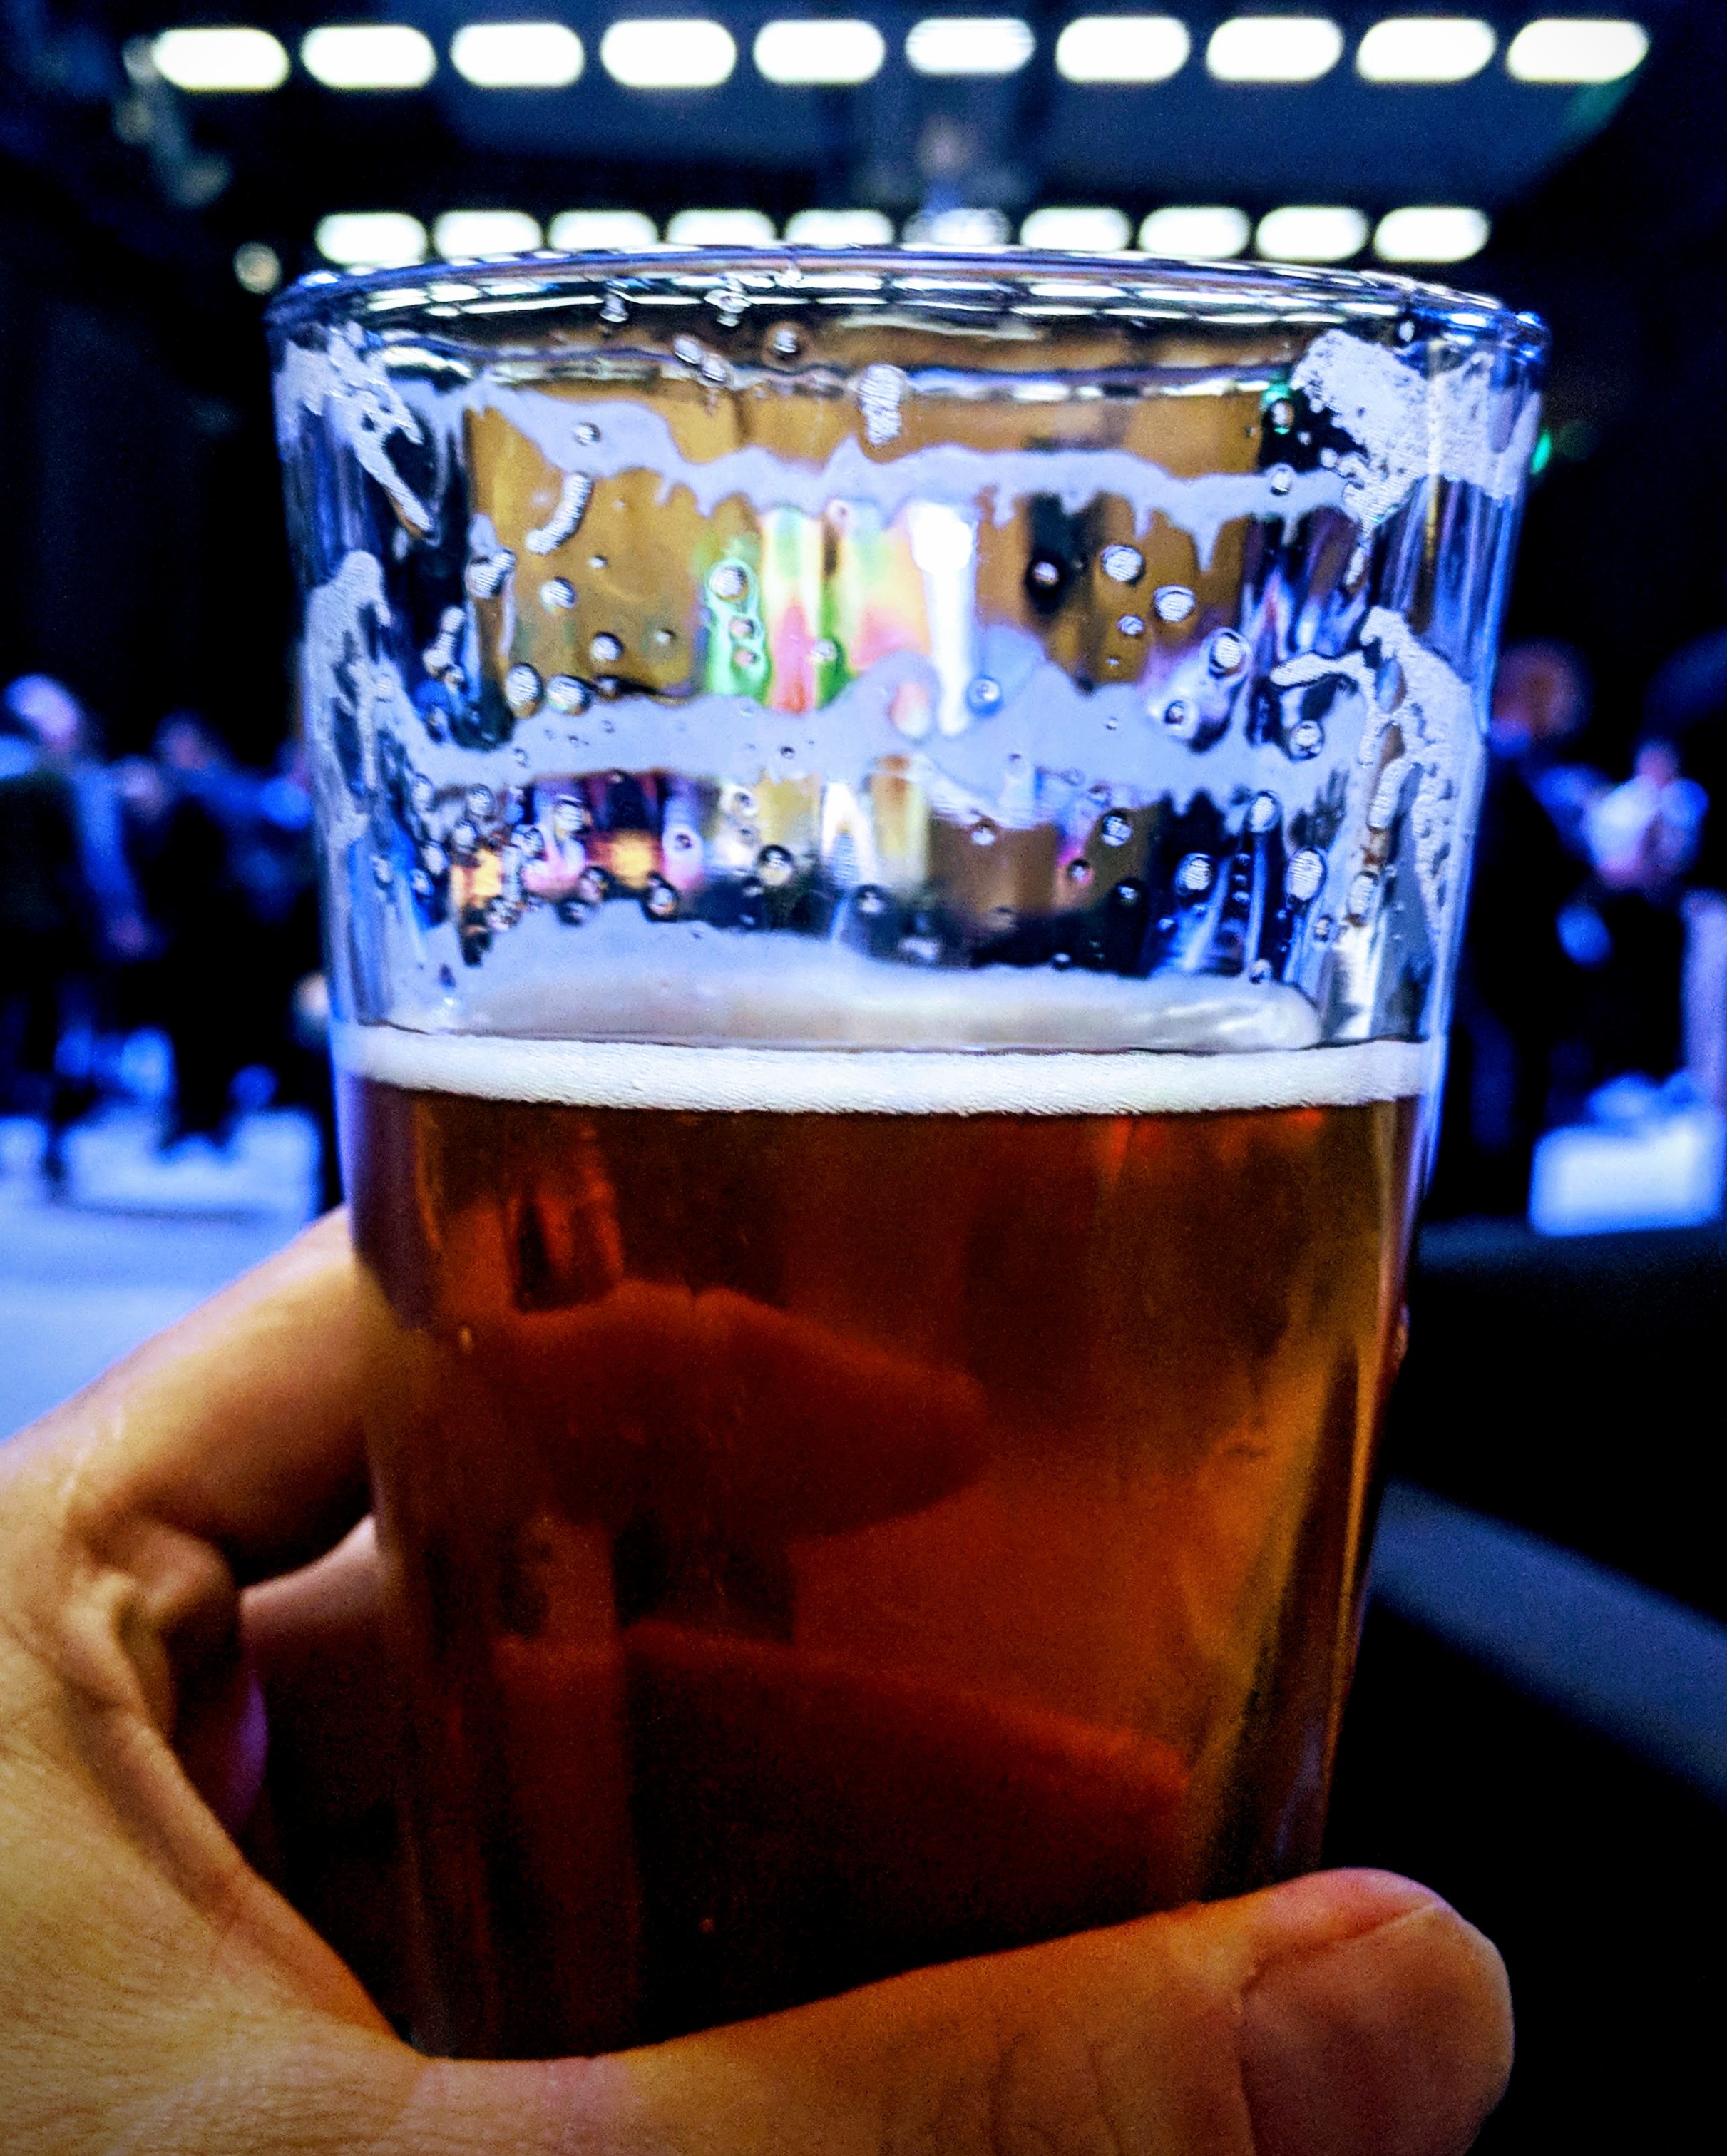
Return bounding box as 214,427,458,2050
334,1019,1437,1115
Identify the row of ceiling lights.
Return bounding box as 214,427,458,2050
154,16,1649,94
300,200,1490,274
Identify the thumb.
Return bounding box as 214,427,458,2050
379,1869,1510,2156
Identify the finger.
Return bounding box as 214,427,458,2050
233,1869,1507,2156
11,1210,375,1580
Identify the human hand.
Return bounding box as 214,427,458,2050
0,1215,1512,2155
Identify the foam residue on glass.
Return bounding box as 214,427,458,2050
270,252,1544,1056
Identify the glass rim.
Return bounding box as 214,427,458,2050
267,245,1548,362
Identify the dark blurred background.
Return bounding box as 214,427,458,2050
3,6,1725,2146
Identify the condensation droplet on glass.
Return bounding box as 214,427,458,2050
551,797,586,839
1248,792,1281,835
1067,857,1093,886
540,578,577,612
1209,629,1247,675
643,878,680,919
1117,614,1146,638
1318,445,1338,469
466,548,514,601
709,562,749,602
439,964,456,991
465,785,495,819
970,821,998,848
1348,870,1379,918
1269,397,1295,433
371,854,394,888
1176,852,1214,896
572,422,599,446
779,744,796,762
728,615,754,643
856,886,886,916
1030,558,1062,589
589,633,623,665
1291,715,1324,759
1100,543,1144,584
1153,584,1196,624
600,291,627,324
769,326,800,359
653,626,676,647
410,775,436,816
757,844,796,888
588,554,608,571
1375,657,1405,710
1162,697,1194,731
410,867,434,899
547,675,588,715
421,842,448,875
967,675,1003,712
1100,812,1132,848
813,638,838,665
673,334,703,367
513,746,531,767
504,663,542,717
1050,949,1073,971
1268,464,1294,497
1286,847,1326,902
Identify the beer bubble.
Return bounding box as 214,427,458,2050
970,820,998,847
547,675,589,715
1290,716,1325,760
642,877,680,920
464,785,496,818
1286,847,1326,902
372,854,394,888
1117,614,1146,638
1209,629,1247,675
1100,813,1133,848
1247,792,1281,834
466,548,514,601
1153,584,1196,623
757,843,796,887
1030,558,1062,589
1176,852,1214,896
1100,543,1144,584
504,663,542,717
540,578,577,612
589,632,623,665
1348,869,1378,918
1067,857,1093,886
1269,397,1295,433
1268,464,1294,497
967,675,1003,712
709,562,749,602
421,842,449,875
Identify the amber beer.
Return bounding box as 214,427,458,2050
346,1053,1421,2060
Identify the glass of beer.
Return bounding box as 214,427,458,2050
269,248,1544,2059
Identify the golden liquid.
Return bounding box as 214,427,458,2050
347,1071,1421,2058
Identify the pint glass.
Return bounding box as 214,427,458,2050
270,250,1544,2059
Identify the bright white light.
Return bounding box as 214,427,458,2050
1255,204,1368,261
1373,205,1490,262
784,208,895,244
1207,15,1343,82
666,208,777,245
547,208,659,248
302,24,437,90
1139,204,1251,257
1506,17,1649,84
903,205,1011,247
434,208,544,258
1055,15,1189,81
1357,16,1495,83
151,26,289,91
906,17,1035,76
315,210,429,266
451,22,583,86
600,19,737,87
1020,205,1132,250
754,19,885,83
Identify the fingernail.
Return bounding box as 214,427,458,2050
1241,1875,1513,2156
